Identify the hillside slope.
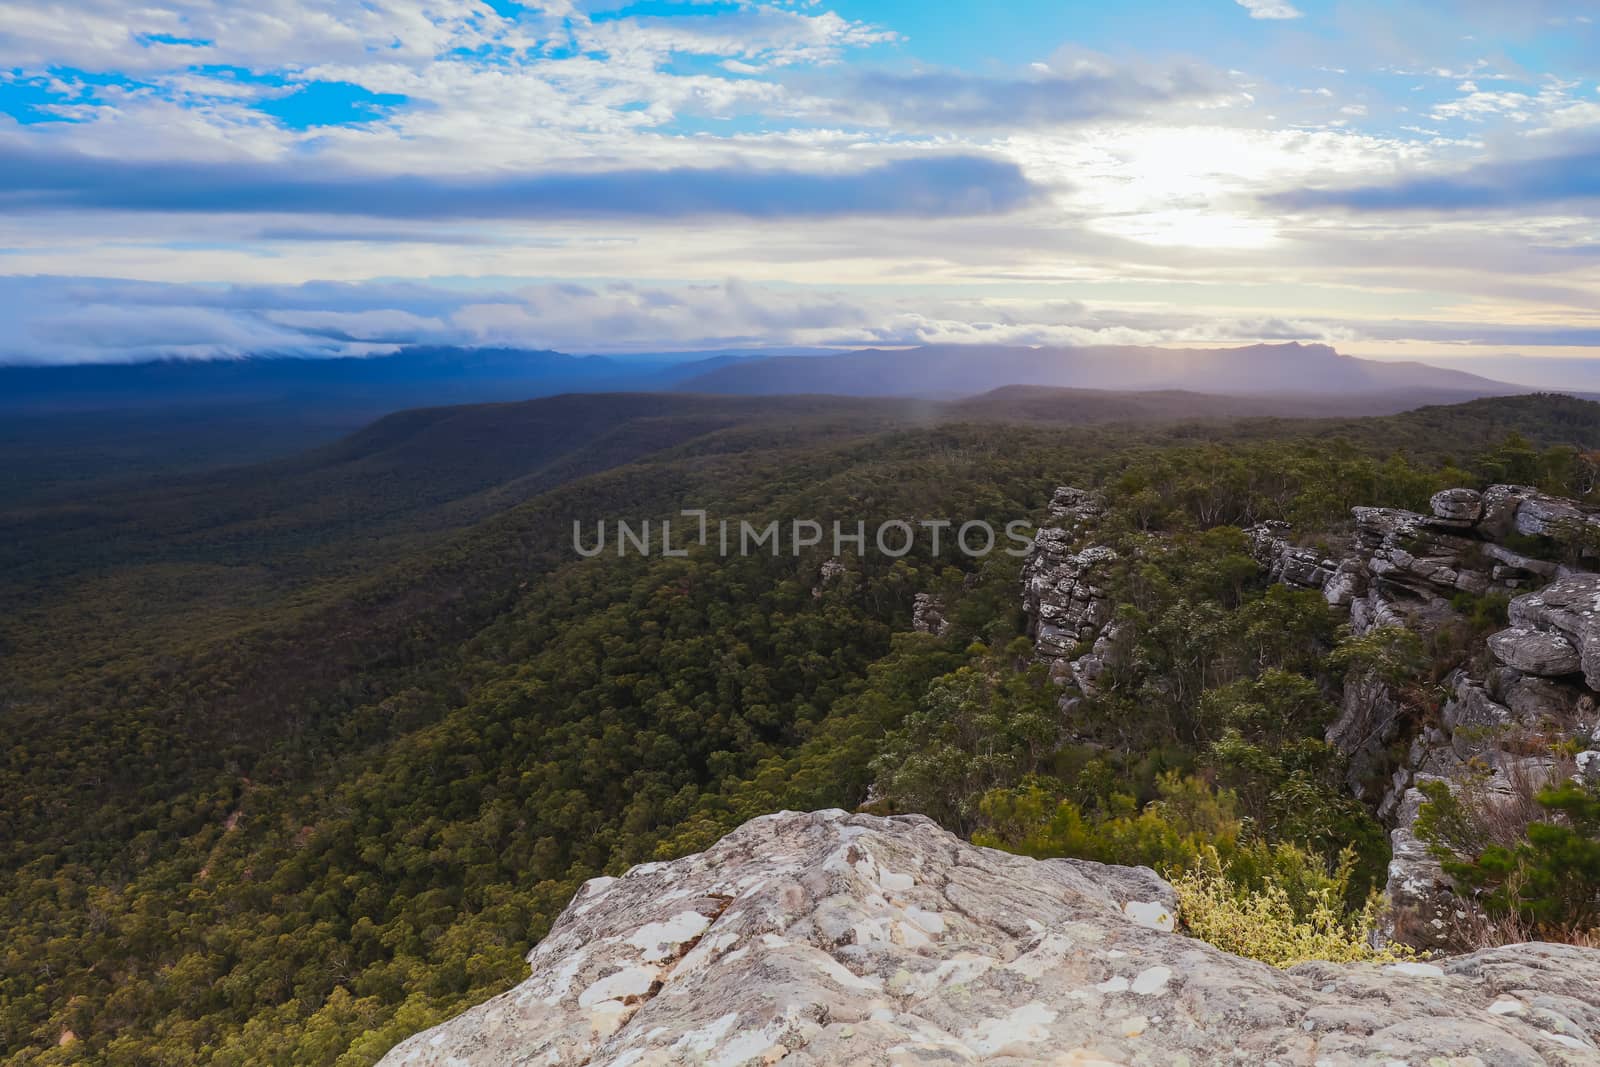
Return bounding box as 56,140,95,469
3,393,1597,1066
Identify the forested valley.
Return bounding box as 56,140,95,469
4,391,1599,1065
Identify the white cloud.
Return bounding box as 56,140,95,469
0,0,1596,369
3,273,1596,366
1235,0,1304,21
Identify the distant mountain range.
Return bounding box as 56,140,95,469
1,342,1524,418
670,342,1521,398
0,346,750,415
943,384,1523,422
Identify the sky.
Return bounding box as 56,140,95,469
0,0,1597,371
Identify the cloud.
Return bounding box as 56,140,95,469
830,57,1236,129
0,275,1320,364
1269,139,1600,211
1236,0,1304,20
7,273,1592,367
0,146,1040,220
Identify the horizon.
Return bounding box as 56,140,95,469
0,0,1596,373
5,337,1598,394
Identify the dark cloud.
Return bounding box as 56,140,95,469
837,62,1232,129
0,147,1040,220
1270,142,1600,213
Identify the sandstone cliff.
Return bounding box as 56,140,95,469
1020,483,1600,951
379,810,1600,1066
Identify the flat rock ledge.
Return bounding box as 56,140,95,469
379,810,1600,1067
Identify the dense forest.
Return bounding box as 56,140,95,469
3,391,1599,1064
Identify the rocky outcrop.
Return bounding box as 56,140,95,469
910,593,949,637
1245,522,1341,593
380,810,1600,1067
1488,627,1583,677
1508,574,1600,690
1383,778,1469,952
1243,487,1600,950
1021,489,1122,693
1046,485,1107,535
1023,535,1117,658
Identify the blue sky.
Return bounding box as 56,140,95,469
0,0,1596,370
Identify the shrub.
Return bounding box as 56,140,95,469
1174,846,1411,968
1421,777,1600,933
972,774,1240,874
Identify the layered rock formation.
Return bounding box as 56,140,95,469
1247,486,1600,949
380,810,1600,1067
910,593,950,637
1017,482,1598,949
1021,488,1122,695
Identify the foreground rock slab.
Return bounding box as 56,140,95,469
379,810,1600,1066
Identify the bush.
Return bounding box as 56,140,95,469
1174,846,1411,968
1421,777,1600,934
972,774,1240,873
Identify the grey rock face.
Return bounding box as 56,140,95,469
1022,529,1118,661
1245,522,1336,592
1432,487,1485,524
1489,627,1583,677
1068,620,1127,694
1440,674,1516,759
910,594,949,637
1480,484,1600,548
1483,542,1563,583
1321,558,1368,609
379,810,1600,1067
1515,492,1600,542
1578,750,1600,784
1354,506,1495,600
1480,485,1540,539
1046,485,1107,534
1509,575,1600,690
1326,674,1409,799
1384,779,1477,953
1490,668,1591,725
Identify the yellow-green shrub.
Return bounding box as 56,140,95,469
1174,847,1412,968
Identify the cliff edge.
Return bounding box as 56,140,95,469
378,809,1600,1066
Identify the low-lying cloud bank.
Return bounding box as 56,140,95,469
0,274,1593,370
0,147,1039,221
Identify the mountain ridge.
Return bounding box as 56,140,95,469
673,341,1522,398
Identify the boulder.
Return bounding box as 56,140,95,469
379,810,1600,1067
1431,487,1484,523
1515,492,1600,542
1479,485,1540,540
1509,574,1600,689
1490,668,1591,725
1488,627,1584,677
1321,557,1367,609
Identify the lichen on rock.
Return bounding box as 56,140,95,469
378,810,1600,1067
